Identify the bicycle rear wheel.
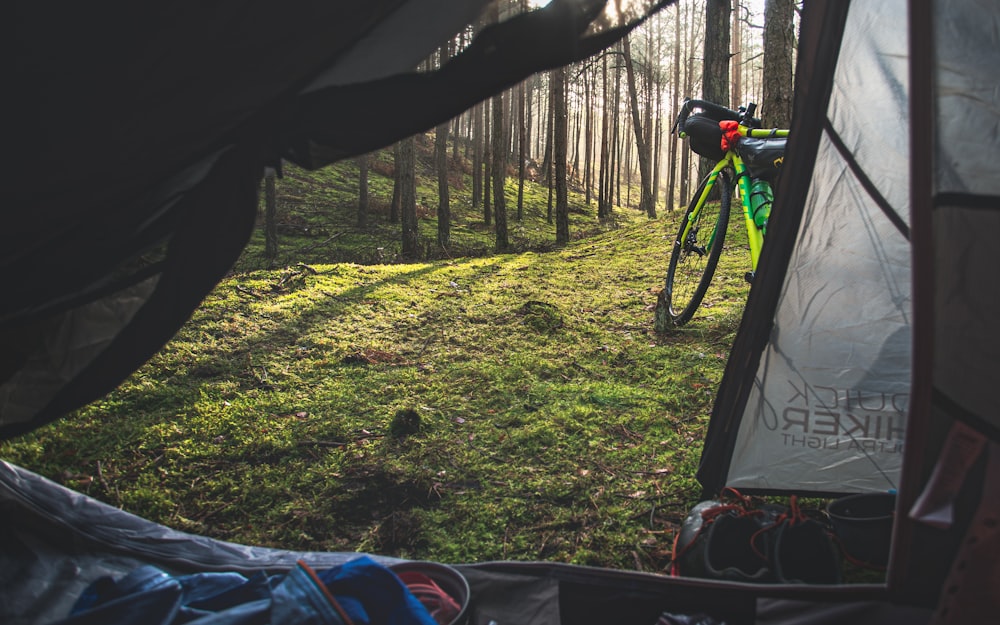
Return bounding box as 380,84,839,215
656,170,732,328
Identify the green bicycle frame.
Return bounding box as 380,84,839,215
678,154,766,273
677,125,787,275
731,154,766,271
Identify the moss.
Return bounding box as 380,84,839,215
0,162,811,576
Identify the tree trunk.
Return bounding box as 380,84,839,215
436,120,450,250
264,168,278,265
732,0,742,107
609,48,622,208
436,45,451,250
399,136,418,259
682,0,696,204
652,95,662,212
390,142,401,223
356,154,369,229
584,63,594,206
493,91,509,251
703,0,732,105
701,0,732,180
571,72,581,180
525,74,535,162
483,98,492,226
666,3,681,211
472,102,483,209
553,66,569,244
517,80,526,221
546,75,555,223
622,33,656,218
762,0,795,128
597,54,611,221
541,75,554,183
645,28,657,205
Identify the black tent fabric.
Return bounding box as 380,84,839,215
3,462,928,625
3,0,667,440
4,0,999,622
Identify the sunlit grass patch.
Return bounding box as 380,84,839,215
3,200,761,572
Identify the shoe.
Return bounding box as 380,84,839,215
672,499,727,579
672,489,776,581
702,511,773,581
772,518,842,583
756,496,842,584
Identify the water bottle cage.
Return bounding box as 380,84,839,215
748,178,774,233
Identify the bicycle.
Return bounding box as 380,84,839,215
654,98,789,329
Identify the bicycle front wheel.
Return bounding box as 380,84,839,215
657,170,732,328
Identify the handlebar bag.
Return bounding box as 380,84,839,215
684,113,729,161
737,137,787,182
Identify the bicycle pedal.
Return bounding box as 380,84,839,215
744,271,755,284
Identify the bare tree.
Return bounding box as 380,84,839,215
622,33,656,218
583,62,595,206
472,102,484,209
356,154,369,229
264,168,278,265
598,51,612,220
435,120,450,249
703,0,731,104
679,0,697,205
399,136,418,259
666,3,682,211
517,80,526,221
553,66,570,244
493,90,509,251
483,99,492,226
390,142,401,224
732,0,743,107
701,0,731,180
436,47,451,250
650,19,663,211
546,75,555,223
762,0,795,128
608,47,622,207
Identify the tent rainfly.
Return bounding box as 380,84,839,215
3,0,998,623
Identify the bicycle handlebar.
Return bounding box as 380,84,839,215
673,98,761,136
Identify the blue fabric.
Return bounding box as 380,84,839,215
317,557,436,625
55,557,438,625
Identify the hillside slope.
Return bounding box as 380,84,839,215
1,217,754,570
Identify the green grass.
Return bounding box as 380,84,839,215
10,139,865,577
2,215,756,571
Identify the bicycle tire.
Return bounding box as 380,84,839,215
656,170,732,328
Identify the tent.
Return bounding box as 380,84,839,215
3,0,997,623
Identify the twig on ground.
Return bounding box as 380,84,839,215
297,232,345,256
235,285,262,298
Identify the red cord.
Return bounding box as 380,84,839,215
396,570,462,625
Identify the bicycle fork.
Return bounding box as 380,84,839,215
681,165,727,258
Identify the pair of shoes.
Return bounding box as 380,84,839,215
672,491,841,584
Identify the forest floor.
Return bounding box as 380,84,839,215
1,138,876,579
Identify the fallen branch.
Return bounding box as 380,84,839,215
297,232,346,256
235,285,263,298
296,434,385,448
